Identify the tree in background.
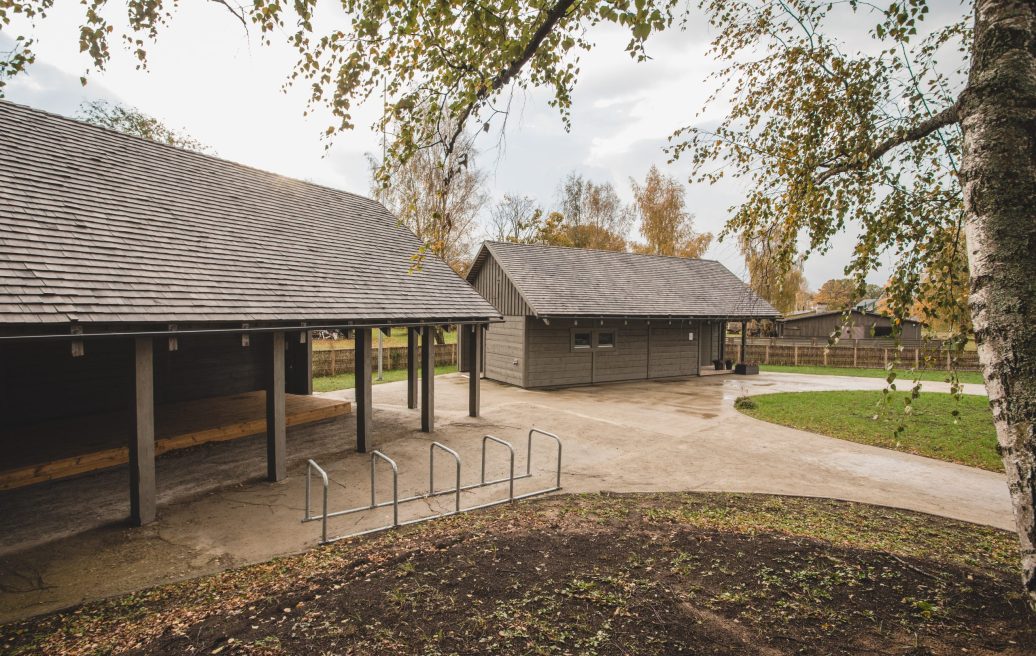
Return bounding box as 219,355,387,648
630,165,712,258
77,100,209,153
5,0,1034,611
812,279,860,311
367,139,486,274
741,235,809,315
555,172,632,251
487,194,542,243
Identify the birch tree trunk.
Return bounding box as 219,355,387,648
959,0,1036,609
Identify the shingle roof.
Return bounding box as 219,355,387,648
467,241,779,318
779,309,921,324
0,100,499,326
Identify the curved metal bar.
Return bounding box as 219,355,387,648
481,435,515,502
527,428,563,490
370,451,400,527
430,442,463,514
305,459,330,543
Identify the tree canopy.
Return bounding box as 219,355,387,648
630,165,711,258
76,100,209,153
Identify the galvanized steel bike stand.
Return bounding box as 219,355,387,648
303,429,562,544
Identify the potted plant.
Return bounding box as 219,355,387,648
712,358,725,370
734,361,760,375
724,358,734,370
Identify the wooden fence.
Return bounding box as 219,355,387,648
312,343,457,378
724,340,982,371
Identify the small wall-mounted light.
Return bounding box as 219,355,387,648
71,323,84,357
241,323,250,347
168,324,178,351
299,323,308,344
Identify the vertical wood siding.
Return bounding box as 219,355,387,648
472,255,532,316
525,318,593,387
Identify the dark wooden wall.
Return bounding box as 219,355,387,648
0,332,314,428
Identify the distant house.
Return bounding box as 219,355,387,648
777,309,922,341
464,242,779,388
0,100,498,525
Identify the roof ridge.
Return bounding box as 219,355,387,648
482,240,724,265
0,98,382,207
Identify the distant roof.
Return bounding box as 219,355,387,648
779,309,921,324
467,241,779,319
0,100,498,327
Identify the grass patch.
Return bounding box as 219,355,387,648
313,327,458,350
313,364,457,392
4,493,1030,656
737,390,999,471
760,363,985,385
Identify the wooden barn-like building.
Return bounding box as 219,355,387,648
464,242,779,388
777,309,923,341
0,100,499,525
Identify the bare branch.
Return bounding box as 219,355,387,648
209,0,249,34
815,99,960,184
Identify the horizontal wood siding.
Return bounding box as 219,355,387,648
472,254,532,316
484,316,525,387
593,320,649,383
648,325,698,378
525,318,592,387
0,334,270,428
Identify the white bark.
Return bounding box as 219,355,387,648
960,0,1036,609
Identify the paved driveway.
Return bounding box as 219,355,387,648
0,372,1010,622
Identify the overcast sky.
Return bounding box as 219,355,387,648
0,3,930,290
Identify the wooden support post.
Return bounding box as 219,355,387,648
266,331,287,481
765,343,770,364
468,324,482,418
421,325,434,432
330,342,336,377
854,345,858,367
130,336,156,526
407,327,418,410
740,321,747,363
794,345,799,366
355,328,372,452
915,347,920,368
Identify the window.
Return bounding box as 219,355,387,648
872,325,893,337
572,331,593,349
596,331,616,348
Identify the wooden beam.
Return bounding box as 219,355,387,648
129,336,156,526
267,331,286,482
468,324,481,417
355,327,373,452
421,325,434,432
740,321,748,364
407,327,418,410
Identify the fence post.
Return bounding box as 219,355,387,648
947,349,951,370
853,345,858,367
765,343,770,364
330,343,336,376
883,348,888,368
915,348,919,369
823,348,828,366
794,345,799,366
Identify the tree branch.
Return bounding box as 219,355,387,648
443,0,578,158
815,99,961,184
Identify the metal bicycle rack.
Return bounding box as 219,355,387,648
304,428,562,544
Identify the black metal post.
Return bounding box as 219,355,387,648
355,328,372,452
421,325,434,432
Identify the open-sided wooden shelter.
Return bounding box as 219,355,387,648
0,100,498,525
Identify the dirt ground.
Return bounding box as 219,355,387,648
2,493,1031,656
0,372,1010,625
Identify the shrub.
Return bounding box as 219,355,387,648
734,396,758,410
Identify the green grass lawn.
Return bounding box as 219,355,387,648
313,364,458,392
313,327,458,350
760,364,985,385
736,390,999,471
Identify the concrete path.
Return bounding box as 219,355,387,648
0,372,1011,623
